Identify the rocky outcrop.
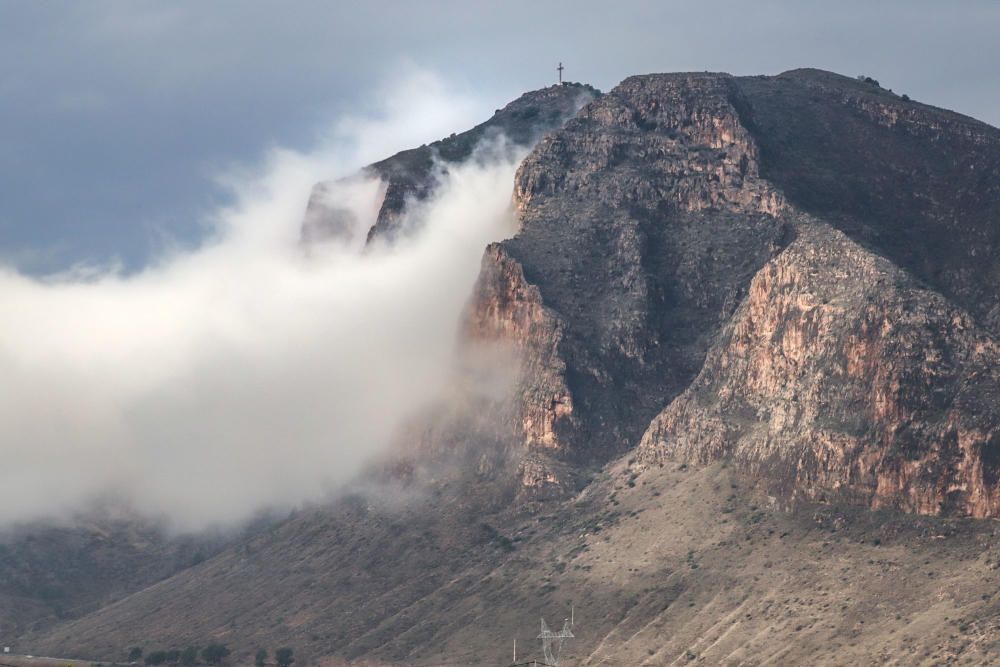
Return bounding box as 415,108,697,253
466,69,1000,513
465,243,575,454
736,69,1000,334
301,83,599,246
467,73,794,476
299,68,1000,511
636,222,1000,516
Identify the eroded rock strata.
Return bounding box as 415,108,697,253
465,70,1000,515
637,222,1000,516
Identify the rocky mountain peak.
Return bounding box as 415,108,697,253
465,68,1000,512
301,82,599,246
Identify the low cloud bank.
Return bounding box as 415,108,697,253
0,70,524,530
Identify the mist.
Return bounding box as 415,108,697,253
0,70,525,531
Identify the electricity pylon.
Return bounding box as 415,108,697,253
537,611,574,666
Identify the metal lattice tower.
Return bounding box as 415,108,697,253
537,613,574,666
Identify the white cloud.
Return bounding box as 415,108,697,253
0,70,522,531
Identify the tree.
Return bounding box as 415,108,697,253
165,649,181,664
200,644,230,665
274,647,294,667
145,651,167,665
128,648,143,663
254,649,268,667
180,647,198,667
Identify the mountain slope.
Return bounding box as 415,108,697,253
0,518,230,640
27,465,1000,666
19,68,1000,665
637,221,999,515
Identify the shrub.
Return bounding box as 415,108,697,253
255,649,268,667
275,647,294,667
180,647,198,667
145,651,167,665
128,648,143,663
201,644,231,665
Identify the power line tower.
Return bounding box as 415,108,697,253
537,609,574,666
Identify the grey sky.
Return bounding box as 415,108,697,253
2,0,998,271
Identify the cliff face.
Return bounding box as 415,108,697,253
636,222,1000,516
469,74,793,476
466,69,1000,515
739,69,1000,334
301,83,598,246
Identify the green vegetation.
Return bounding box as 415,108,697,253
254,649,268,666
180,647,198,667
275,647,294,667
200,644,231,665
128,647,143,662
144,650,167,665
479,523,515,552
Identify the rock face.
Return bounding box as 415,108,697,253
466,69,1000,516
469,74,793,474
637,222,1000,516
300,82,599,246
739,70,1000,334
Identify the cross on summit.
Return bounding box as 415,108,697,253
557,62,564,84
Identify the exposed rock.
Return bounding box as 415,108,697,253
466,69,1000,512
299,176,386,247
300,83,599,246
737,68,1000,334
465,243,575,456
637,222,1000,516
468,73,794,477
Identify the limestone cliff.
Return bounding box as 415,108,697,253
636,222,1000,516
466,73,794,480
302,69,999,514
465,69,1000,515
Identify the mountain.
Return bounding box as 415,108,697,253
300,82,599,246
0,516,232,639
13,70,1000,665
476,69,998,514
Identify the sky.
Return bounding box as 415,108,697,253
1,1,999,530
1,0,998,271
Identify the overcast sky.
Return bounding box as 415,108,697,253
2,0,999,271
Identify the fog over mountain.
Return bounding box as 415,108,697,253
0,70,523,530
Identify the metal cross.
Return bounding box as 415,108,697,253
557,62,564,84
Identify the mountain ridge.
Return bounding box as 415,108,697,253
10,67,1000,665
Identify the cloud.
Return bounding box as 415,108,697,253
0,69,523,531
